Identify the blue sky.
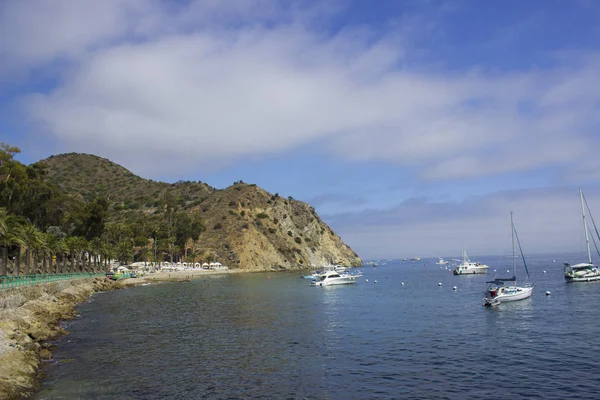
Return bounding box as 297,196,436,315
2,0,600,260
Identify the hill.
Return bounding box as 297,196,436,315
40,153,214,206
37,153,362,271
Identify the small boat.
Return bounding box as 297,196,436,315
411,256,421,261
564,263,600,282
302,271,320,280
564,189,600,282
310,270,360,286
453,250,489,275
483,212,533,306
435,258,449,265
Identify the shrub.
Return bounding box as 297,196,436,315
256,213,269,219
241,223,249,229
294,237,302,244
240,210,246,217
228,200,236,207
268,228,276,234
213,223,223,230
287,231,293,237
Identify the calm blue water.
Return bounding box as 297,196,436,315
35,253,600,399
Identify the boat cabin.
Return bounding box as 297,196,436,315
486,276,516,296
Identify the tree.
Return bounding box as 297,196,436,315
72,237,88,272
0,209,24,276
89,237,104,270
20,223,42,275
116,240,133,265
64,236,79,273
83,197,109,240
46,226,66,273
54,237,68,273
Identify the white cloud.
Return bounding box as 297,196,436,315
3,0,600,184
330,187,600,259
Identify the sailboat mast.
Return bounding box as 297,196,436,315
511,211,516,276
580,189,592,264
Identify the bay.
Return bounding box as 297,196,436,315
35,253,600,399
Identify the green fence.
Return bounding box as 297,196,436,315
0,273,105,290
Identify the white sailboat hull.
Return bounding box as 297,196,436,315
484,286,532,306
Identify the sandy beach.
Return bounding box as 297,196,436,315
126,268,245,284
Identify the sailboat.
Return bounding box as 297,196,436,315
483,212,533,307
564,189,600,282
452,250,489,275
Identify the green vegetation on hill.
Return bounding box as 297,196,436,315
0,143,362,275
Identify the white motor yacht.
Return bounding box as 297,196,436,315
453,250,489,275
310,270,359,286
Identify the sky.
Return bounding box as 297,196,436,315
2,0,600,260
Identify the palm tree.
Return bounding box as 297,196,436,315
116,240,133,265
43,233,61,274
73,237,88,272
0,210,24,276
33,233,49,275
90,238,103,272
54,237,68,274
20,223,42,275
103,243,116,270
0,208,8,237
45,226,67,274
136,247,151,267
64,236,79,273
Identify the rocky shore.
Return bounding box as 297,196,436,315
0,269,242,400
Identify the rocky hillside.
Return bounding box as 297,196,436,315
38,154,362,271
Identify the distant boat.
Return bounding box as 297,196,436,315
483,212,533,306
435,258,449,265
564,189,600,282
452,250,489,275
411,256,420,261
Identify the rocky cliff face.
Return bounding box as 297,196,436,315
189,183,362,271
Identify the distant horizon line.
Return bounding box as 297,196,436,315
364,250,593,261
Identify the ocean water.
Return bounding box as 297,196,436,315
35,253,600,399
